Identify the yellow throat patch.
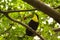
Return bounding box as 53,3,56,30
32,15,38,22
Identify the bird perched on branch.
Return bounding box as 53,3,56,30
26,13,39,36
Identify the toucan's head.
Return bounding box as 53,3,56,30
32,13,39,22
24,13,39,22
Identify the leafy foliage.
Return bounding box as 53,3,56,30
0,0,60,40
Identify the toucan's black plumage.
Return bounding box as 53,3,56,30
26,14,39,36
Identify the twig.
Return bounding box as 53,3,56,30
0,9,37,13
53,28,60,32
54,6,60,9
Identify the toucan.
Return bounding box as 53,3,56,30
26,14,39,36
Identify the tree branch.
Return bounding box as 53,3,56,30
0,9,37,13
1,13,44,40
23,0,60,24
